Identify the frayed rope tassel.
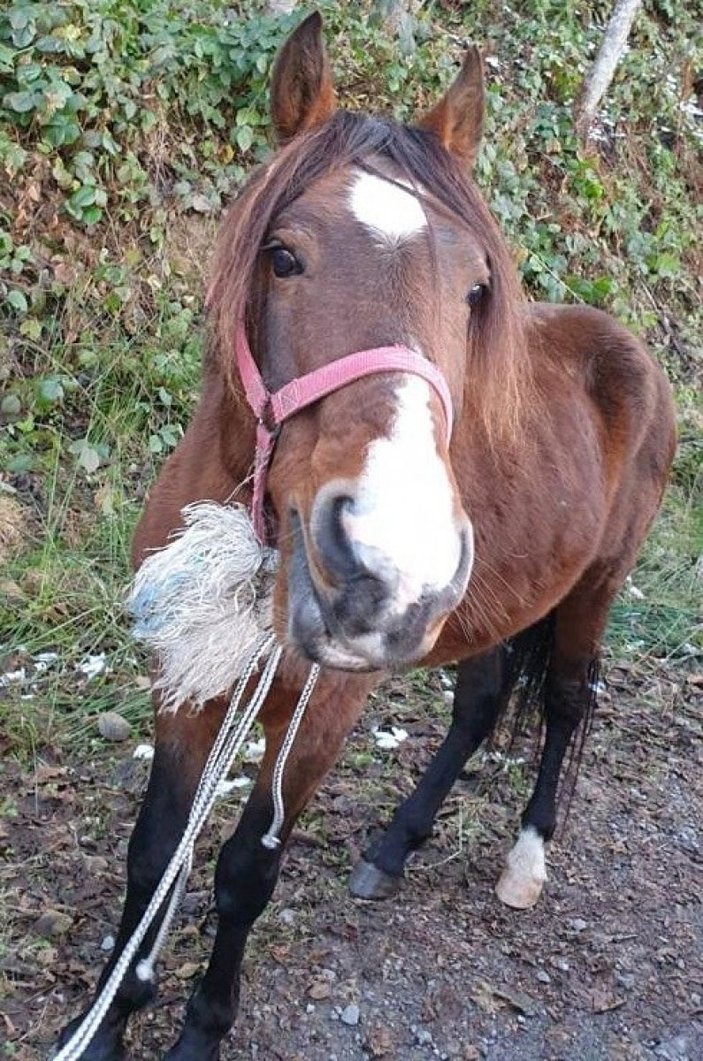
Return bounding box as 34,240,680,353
129,501,278,711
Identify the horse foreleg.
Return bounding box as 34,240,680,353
164,671,375,1061
54,704,227,1060
349,647,508,901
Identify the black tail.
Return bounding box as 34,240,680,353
497,610,599,819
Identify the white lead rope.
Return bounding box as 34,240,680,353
261,661,321,848
54,638,320,1061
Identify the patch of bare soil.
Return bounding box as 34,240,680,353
0,492,31,567
1,663,702,1060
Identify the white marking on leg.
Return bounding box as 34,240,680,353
349,171,426,244
342,374,470,613
495,825,547,909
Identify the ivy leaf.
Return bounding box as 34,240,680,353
1,393,22,418
235,125,253,152
3,90,38,113
20,318,42,340
69,438,101,474
8,452,34,473
38,376,64,403
80,446,100,473
9,9,31,31
7,289,28,313
81,205,103,225
68,185,97,209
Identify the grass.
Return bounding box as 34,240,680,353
1,0,701,760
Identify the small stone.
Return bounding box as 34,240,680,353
654,1035,691,1060
570,917,588,933
83,855,108,874
35,909,73,939
415,1028,433,1046
180,889,208,915
536,970,551,984
97,711,130,742
309,980,332,1000
615,972,635,991
490,985,537,1017
365,1025,395,1057
100,934,115,952
340,1003,360,1026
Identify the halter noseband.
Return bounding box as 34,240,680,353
235,323,454,544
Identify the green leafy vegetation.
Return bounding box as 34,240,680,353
1,0,700,754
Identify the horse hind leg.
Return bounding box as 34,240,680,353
496,581,612,909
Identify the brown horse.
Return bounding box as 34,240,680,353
56,13,676,1060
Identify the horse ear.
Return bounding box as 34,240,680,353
417,47,484,169
270,12,336,144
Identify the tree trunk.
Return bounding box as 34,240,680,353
574,0,643,141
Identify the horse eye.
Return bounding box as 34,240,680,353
467,283,486,308
268,246,303,278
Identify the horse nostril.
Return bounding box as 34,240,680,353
310,488,391,632
312,492,358,582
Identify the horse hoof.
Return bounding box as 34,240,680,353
494,827,547,909
495,865,545,908
348,859,402,900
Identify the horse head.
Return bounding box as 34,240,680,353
208,13,526,672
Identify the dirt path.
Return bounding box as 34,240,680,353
2,662,701,1060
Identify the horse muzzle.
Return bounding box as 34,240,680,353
286,504,473,672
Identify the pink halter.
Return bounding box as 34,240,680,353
235,323,453,544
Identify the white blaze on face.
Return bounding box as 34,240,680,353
342,375,469,613
349,170,427,244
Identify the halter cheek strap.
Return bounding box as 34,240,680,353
235,322,453,544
